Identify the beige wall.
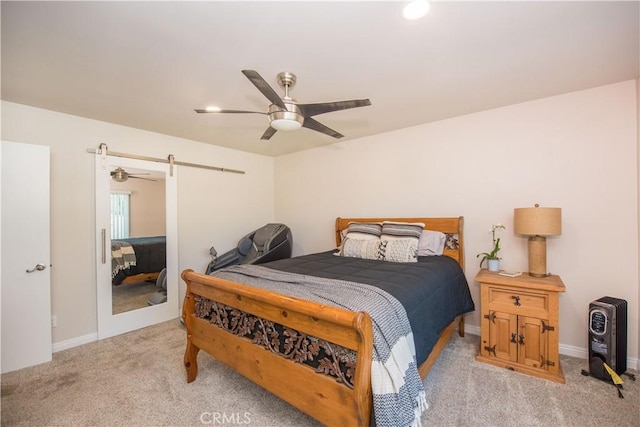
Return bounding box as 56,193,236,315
1,101,275,345
275,80,639,366
111,177,166,237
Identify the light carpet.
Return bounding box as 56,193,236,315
112,281,159,314
1,319,638,426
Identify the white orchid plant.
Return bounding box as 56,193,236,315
477,223,506,267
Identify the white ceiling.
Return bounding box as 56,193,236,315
2,1,638,157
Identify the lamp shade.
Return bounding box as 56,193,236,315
514,206,562,236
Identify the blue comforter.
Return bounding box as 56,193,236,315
263,251,475,364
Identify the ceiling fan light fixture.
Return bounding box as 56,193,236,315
270,118,303,131
403,0,430,20
268,103,303,131
205,106,221,112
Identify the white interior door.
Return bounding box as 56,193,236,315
1,141,52,373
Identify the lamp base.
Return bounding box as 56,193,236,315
528,236,548,278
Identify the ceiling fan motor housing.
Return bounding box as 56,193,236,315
112,168,129,182
268,102,303,131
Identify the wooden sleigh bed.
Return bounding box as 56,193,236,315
181,217,473,426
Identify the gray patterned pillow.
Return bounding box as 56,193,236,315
341,238,384,260
379,239,419,263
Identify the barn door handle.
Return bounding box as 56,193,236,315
101,228,106,264
26,263,47,273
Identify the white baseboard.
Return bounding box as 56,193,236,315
52,332,97,353
464,324,481,336
463,325,639,370
559,342,588,359
560,342,639,371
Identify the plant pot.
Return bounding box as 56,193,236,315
487,259,500,272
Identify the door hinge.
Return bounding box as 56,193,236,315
484,312,496,324
540,355,556,367
484,345,496,356
541,320,555,334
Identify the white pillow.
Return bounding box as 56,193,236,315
417,230,446,256
380,239,419,263
340,238,384,260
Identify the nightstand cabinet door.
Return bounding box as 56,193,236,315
487,311,517,362
475,270,566,384
518,316,548,371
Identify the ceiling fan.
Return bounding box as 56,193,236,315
110,167,155,182
195,70,372,140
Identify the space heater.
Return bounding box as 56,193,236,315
588,296,627,378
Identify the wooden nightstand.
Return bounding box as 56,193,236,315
475,269,566,383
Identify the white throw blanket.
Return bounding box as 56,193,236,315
212,264,427,427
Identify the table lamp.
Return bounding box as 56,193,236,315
514,204,561,277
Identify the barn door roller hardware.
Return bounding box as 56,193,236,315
87,143,245,175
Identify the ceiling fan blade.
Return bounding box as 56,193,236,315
194,109,266,114
241,70,287,110
260,126,277,140
302,118,344,139
298,99,371,117
130,176,156,182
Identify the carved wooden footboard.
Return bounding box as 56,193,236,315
182,216,467,426
182,270,375,426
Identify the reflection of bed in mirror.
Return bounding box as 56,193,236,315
111,236,166,286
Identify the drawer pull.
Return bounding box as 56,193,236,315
518,334,525,345
510,333,517,344
512,295,521,306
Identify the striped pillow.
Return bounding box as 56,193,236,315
381,221,425,240
344,222,383,241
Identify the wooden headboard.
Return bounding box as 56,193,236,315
335,216,465,269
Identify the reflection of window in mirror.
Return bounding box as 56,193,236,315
110,191,130,239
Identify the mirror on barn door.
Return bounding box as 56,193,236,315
95,155,179,340
110,166,167,314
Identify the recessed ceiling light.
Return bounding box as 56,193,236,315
403,0,430,20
